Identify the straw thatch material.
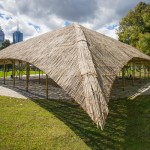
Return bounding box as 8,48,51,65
0,23,149,129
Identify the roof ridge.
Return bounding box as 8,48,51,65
74,23,109,129
74,23,87,43
74,23,96,75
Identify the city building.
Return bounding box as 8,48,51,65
13,25,23,44
0,26,5,46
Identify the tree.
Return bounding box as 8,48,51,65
0,39,11,50
117,2,150,55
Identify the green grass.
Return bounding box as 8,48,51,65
0,70,45,77
0,71,12,77
0,96,90,150
0,95,150,150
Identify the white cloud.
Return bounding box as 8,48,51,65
0,0,148,42
98,26,118,40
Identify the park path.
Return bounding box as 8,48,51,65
0,76,150,100
0,76,72,100
0,86,27,99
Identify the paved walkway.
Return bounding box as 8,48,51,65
0,76,72,99
0,86,27,99
0,76,149,100
111,78,150,99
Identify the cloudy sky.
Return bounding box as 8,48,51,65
0,0,149,42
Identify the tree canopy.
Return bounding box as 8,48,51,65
117,2,150,55
0,39,11,50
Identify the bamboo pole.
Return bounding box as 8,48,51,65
146,62,148,79
46,74,48,99
39,69,41,84
3,61,6,84
127,64,129,77
132,63,135,86
116,74,119,82
148,63,150,79
21,61,23,80
6,64,7,77
34,67,36,76
139,63,142,83
26,62,30,92
19,61,21,80
119,71,120,78
122,67,125,91
144,62,146,80
13,60,15,87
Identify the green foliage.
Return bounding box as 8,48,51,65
137,33,150,55
117,2,150,55
0,39,11,50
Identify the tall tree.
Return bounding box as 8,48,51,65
0,39,11,50
117,2,150,55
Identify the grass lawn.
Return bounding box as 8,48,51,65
0,70,45,78
0,95,150,150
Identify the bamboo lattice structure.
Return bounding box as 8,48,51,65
0,23,150,129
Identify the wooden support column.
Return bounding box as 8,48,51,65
21,61,23,80
116,74,119,82
122,67,125,91
144,62,146,80
126,64,129,77
6,64,7,77
146,62,148,79
132,63,135,86
39,69,41,84
46,74,48,99
3,61,6,84
19,61,21,80
26,62,30,92
12,60,16,87
148,63,150,79
144,62,146,81
139,63,142,83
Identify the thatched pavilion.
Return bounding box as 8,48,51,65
0,23,150,129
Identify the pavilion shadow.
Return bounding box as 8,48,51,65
32,94,150,150
32,97,131,150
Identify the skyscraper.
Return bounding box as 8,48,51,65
13,25,23,44
0,26,5,46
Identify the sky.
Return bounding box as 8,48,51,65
0,0,149,42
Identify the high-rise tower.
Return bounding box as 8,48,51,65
0,26,5,46
13,24,23,44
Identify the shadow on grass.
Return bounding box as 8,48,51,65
32,95,150,150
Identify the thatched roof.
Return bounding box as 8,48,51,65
0,23,149,129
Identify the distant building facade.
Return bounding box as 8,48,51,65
0,26,5,46
13,25,23,44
